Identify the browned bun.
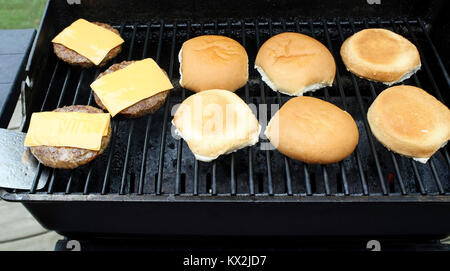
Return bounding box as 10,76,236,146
367,85,450,162
265,97,359,164
93,60,170,118
179,35,248,93
340,28,421,85
53,22,122,68
255,32,336,96
29,105,111,169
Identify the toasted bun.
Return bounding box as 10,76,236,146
179,35,248,93
367,85,450,162
265,97,359,164
341,29,421,85
254,32,336,96
173,89,260,162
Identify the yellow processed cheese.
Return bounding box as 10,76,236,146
52,19,124,65
90,58,174,116
24,112,110,151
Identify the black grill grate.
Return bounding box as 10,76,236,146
17,18,450,198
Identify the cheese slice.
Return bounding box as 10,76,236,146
90,58,174,116
52,19,124,65
24,112,110,151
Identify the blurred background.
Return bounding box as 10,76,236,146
0,0,47,29
0,0,62,251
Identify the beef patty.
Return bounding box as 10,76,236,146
53,22,122,68
29,105,112,169
93,60,170,118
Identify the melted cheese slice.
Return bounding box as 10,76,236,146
90,58,174,116
52,19,124,65
24,112,110,151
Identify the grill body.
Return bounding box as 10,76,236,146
1,0,449,238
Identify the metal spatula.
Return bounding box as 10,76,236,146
0,128,48,190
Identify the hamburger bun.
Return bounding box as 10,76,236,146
93,60,170,118
29,105,112,169
367,85,450,163
340,28,421,85
255,32,336,96
173,89,260,162
265,97,359,164
53,22,122,68
179,35,248,93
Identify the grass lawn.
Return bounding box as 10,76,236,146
0,0,47,29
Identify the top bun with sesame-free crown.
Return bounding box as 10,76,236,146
179,35,248,93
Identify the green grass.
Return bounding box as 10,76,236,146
0,0,47,29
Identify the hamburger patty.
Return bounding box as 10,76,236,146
93,60,170,118
29,105,112,169
53,22,122,68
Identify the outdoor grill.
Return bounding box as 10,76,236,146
1,0,449,241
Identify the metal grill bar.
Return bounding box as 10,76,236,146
411,75,444,195
38,61,61,112
404,21,445,102
136,23,152,195
418,19,450,88
192,21,206,196
120,121,135,194
230,153,237,195
175,21,191,196
138,22,161,195
110,20,442,31
71,71,85,105
29,60,61,194
226,20,238,196
83,70,102,195
292,20,314,196
241,20,255,196
365,19,407,195
322,21,352,196
398,19,446,194
302,20,319,194
193,159,199,195
443,147,450,168
429,159,445,194
47,67,72,194
325,21,368,195
382,21,427,195
403,20,450,172
340,19,388,195
210,21,219,196
303,164,312,195
255,19,274,196
211,162,217,195
95,23,126,195
308,20,332,196
411,161,426,194
99,120,117,194
156,21,177,195
119,24,139,195
65,70,87,194
269,19,293,196
83,166,94,194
